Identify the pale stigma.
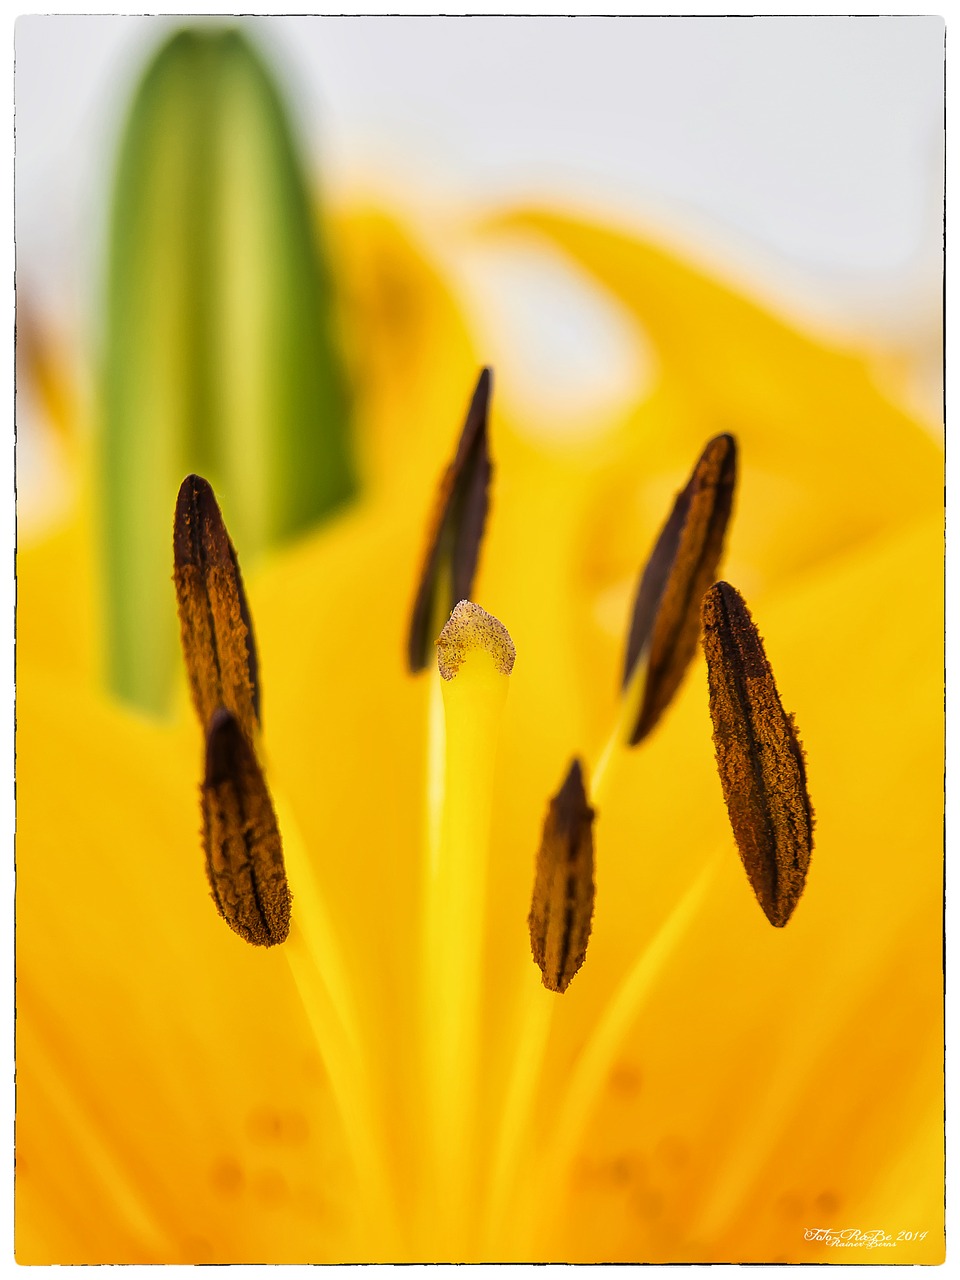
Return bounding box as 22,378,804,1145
436,600,516,682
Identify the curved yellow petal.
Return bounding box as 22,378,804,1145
486,209,941,581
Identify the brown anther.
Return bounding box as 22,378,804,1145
202,708,291,946
174,475,260,737
624,434,737,743
701,582,814,927
529,758,596,993
408,368,493,672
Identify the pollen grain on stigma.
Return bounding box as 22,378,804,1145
436,599,516,681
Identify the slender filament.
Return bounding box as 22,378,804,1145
520,858,720,1254
272,792,399,1250
591,643,650,806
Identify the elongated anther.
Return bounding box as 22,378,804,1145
701,582,814,927
174,474,260,738
624,434,737,743
408,368,493,672
529,758,596,993
202,708,291,946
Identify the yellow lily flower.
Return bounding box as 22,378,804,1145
16,203,943,1263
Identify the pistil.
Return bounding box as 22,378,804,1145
420,600,514,1254
407,373,498,1250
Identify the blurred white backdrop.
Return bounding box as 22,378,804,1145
15,16,944,296
14,12,945,517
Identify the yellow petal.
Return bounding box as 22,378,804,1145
486,208,941,583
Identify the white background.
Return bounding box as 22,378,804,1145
14,13,945,375
12,11,947,522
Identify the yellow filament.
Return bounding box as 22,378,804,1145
273,793,399,1250
521,857,720,1254
482,969,555,1255
283,930,399,1251
590,643,650,805
272,790,363,1057
421,630,510,1254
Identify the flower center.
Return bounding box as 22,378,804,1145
171,370,814,1260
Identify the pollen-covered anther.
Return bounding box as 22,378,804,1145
202,708,291,947
701,582,814,928
436,600,516,681
624,433,737,744
408,368,493,672
174,474,260,740
529,758,596,993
